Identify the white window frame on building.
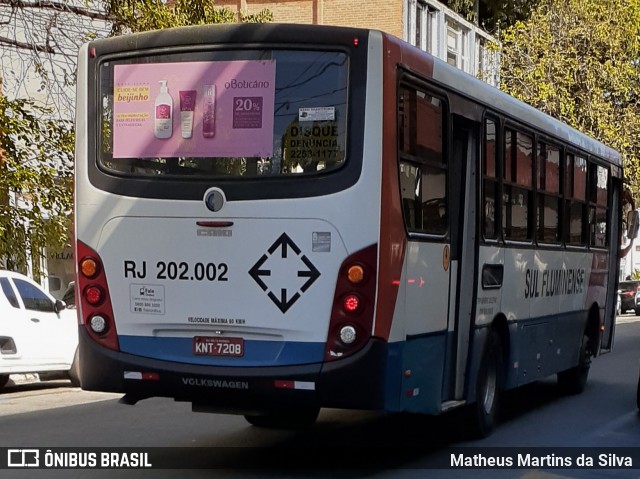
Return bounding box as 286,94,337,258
403,0,500,87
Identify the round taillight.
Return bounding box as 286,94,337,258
85,286,103,306
80,257,99,278
343,294,360,313
339,325,357,344
90,315,107,334
347,265,365,284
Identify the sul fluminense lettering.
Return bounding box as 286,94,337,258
524,268,585,299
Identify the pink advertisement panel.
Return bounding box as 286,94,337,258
113,60,276,158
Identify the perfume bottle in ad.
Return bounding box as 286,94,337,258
179,90,197,139
202,84,215,138
154,80,173,139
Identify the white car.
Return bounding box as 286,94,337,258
0,270,79,389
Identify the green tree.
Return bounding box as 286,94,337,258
444,0,541,30
0,1,271,113
106,0,272,35
499,0,640,201
0,96,74,276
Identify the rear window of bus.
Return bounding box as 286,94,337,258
98,49,349,179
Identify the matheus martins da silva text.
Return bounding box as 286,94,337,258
451,453,633,468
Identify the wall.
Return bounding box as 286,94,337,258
217,0,404,38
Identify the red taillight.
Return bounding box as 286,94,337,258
85,286,103,306
343,294,361,314
76,240,119,351
325,244,377,361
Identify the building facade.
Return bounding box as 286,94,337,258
217,0,500,86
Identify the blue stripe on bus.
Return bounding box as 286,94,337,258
384,332,447,414
118,336,325,367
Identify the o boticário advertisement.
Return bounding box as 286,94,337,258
113,60,276,159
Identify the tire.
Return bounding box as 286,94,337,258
635,308,640,317
0,374,9,389
557,333,592,395
636,375,640,411
68,347,81,387
471,329,503,438
244,407,320,429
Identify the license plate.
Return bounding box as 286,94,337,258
193,336,244,357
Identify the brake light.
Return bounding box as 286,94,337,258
325,244,377,361
85,286,103,306
76,240,119,351
343,294,361,313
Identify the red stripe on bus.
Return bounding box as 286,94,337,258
373,36,416,340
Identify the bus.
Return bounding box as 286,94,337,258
74,23,635,437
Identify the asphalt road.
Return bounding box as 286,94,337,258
1,316,639,478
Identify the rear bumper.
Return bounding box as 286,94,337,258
79,327,388,413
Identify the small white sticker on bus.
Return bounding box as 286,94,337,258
299,106,335,121
130,284,165,315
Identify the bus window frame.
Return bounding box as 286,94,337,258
86,40,368,202
479,113,616,253
587,159,611,250
563,148,588,250
535,136,563,247
501,120,535,246
481,113,501,244
396,73,450,242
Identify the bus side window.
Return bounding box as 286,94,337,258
503,128,533,241
483,117,498,240
588,162,609,247
566,154,587,246
398,83,446,236
536,141,560,243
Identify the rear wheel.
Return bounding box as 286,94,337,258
471,329,503,438
0,374,9,389
557,333,592,395
244,407,320,429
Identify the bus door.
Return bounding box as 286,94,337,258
442,114,479,402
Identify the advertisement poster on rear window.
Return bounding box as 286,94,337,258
112,60,276,159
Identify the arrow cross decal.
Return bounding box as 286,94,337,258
249,233,321,314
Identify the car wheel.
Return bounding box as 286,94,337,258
0,374,9,389
558,334,592,395
68,347,81,387
470,328,503,438
244,407,320,429
635,308,640,317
